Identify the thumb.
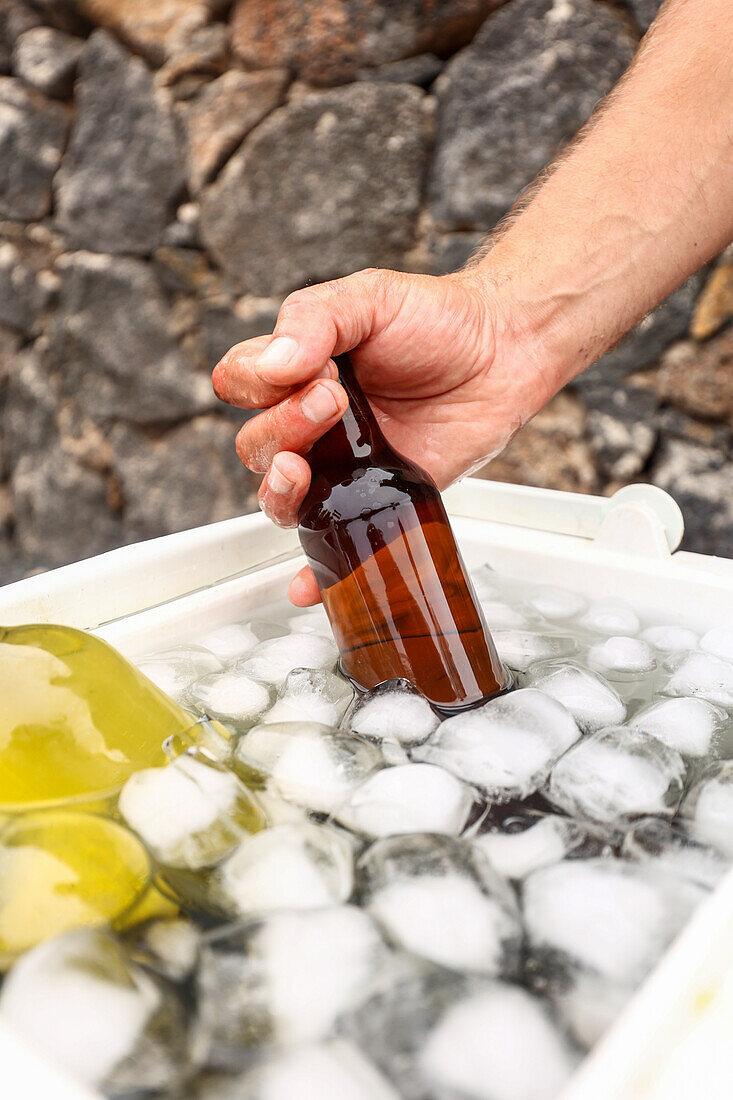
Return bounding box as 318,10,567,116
253,269,403,386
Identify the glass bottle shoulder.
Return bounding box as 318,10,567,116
299,459,437,531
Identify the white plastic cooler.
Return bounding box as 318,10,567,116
2,478,733,1100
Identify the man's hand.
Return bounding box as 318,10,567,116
212,267,559,604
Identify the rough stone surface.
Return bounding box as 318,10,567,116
624,0,663,32
11,446,125,567
55,31,185,254
156,19,229,88
634,331,733,427
430,0,636,229
231,0,500,86
691,254,733,341
650,437,733,558
0,76,68,220
200,298,282,369
181,68,288,193
70,0,216,64
480,391,598,493
0,240,56,335
111,416,260,541
356,53,443,87
12,26,83,98
200,82,433,295
50,251,216,423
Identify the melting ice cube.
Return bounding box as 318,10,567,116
335,763,474,839
187,671,272,731
546,726,685,827
196,905,387,1068
587,636,656,678
413,688,580,802
663,650,733,708
493,631,577,673
348,680,439,748
680,761,733,858
530,661,626,733
473,814,595,881
358,834,521,977
262,668,354,728
119,751,265,870
237,634,338,688
641,624,700,653
626,696,729,758
579,601,641,636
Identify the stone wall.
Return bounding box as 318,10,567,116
0,0,731,583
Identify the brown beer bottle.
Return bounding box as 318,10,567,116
297,353,510,713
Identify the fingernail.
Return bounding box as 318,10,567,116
302,382,339,424
267,457,293,495
256,336,299,377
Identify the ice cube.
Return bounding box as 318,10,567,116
546,726,685,826
579,601,641,636
663,650,733,707
126,917,201,982
493,630,577,672
523,857,703,985
196,621,286,663
237,634,338,688
119,751,266,870
588,636,656,677
623,817,729,890
215,822,354,916
523,858,704,1046
418,981,579,1100
136,645,223,704
187,671,272,731
626,697,729,757
358,834,521,976
287,605,333,636
641,625,700,653
413,688,580,802
335,764,474,839
473,814,593,881
234,722,382,815
480,600,531,630
527,586,587,621
196,905,387,1068
346,962,576,1100
202,1039,400,1100
348,680,439,748
680,762,733,858
263,668,354,728
700,626,733,663
0,929,187,1091
530,662,626,733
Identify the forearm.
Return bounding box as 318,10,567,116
473,0,733,394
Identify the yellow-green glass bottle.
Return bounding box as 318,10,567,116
0,624,198,812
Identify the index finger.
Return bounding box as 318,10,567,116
213,334,337,410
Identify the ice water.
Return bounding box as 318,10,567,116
2,567,733,1100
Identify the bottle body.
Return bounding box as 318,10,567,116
298,356,510,713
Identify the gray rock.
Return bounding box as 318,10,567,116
200,82,433,295
55,31,184,255
50,251,216,423
428,231,485,274
181,68,288,193
650,437,733,558
1,3,42,73
200,298,282,368
12,26,83,98
1,346,59,472
111,416,260,542
586,390,658,481
430,0,636,230
624,0,663,32
11,447,125,568
0,240,56,335
0,76,68,220
357,54,443,87
573,273,705,406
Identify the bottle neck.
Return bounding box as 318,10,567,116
307,353,390,474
